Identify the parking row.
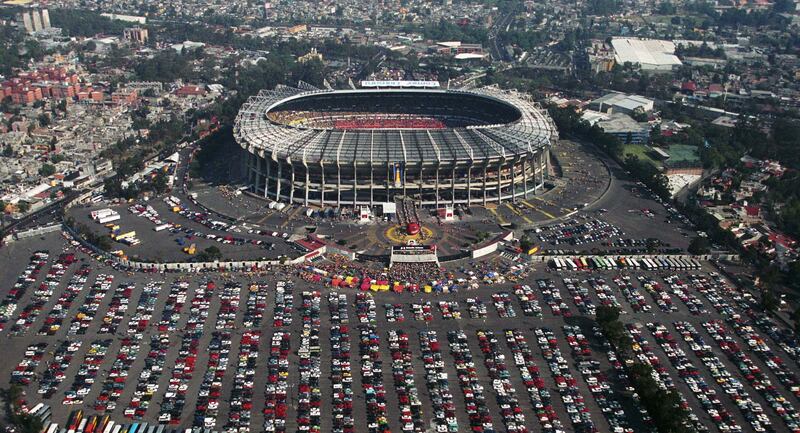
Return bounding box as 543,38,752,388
183,283,217,423
39,340,82,398
562,325,632,433
491,293,516,318
437,301,461,320
476,329,528,433
647,322,741,432
358,325,390,433
586,278,621,310
93,335,140,413
611,276,650,313
263,331,290,433
387,329,424,433
156,321,200,424
563,278,595,316
295,291,322,433
513,285,542,317
226,329,261,431
38,265,94,336
663,276,707,315
356,292,377,324
272,282,293,328
534,327,596,432
384,303,405,323
125,282,162,336
535,279,571,317
328,292,355,433
124,333,170,419
156,280,189,333
217,282,242,330
11,252,76,336
0,251,49,332
466,298,488,319
702,320,800,432
504,329,564,433
624,323,708,432
98,282,133,335
69,273,114,335
11,342,48,386
418,330,458,433
410,302,433,322
447,329,495,433
194,330,230,428
637,276,676,313
672,321,772,432
63,339,112,405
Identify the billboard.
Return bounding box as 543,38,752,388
360,80,440,88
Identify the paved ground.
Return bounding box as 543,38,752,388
1,232,799,433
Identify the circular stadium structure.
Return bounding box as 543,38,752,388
234,84,558,207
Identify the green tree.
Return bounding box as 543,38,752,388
17,202,30,213
688,236,711,254
791,307,800,334
760,287,779,315
39,163,56,177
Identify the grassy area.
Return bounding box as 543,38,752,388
621,143,661,167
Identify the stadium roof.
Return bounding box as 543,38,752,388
590,92,654,113
234,86,557,165
611,38,682,70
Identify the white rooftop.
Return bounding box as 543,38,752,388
611,38,682,70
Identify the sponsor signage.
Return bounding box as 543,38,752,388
360,80,440,88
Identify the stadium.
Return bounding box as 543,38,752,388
234,84,558,207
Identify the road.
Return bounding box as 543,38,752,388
487,3,519,62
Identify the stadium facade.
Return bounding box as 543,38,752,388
234,84,558,207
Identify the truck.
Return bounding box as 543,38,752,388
183,243,196,255
114,231,136,241
153,224,172,232
90,209,115,220
97,213,120,224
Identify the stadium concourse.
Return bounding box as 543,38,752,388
234,84,558,207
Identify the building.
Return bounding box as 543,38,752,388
434,41,485,57
100,13,146,24
611,38,682,71
297,48,322,64
588,92,654,115
111,89,138,105
123,27,149,44
582,111,650,144
18,9,51,34
287,24,308,34
175,85,207,98
235,85,558,207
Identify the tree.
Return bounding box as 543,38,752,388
759,287,779,315
688,236,711,255
39,163,56,177
791,307,800,335
197,245,223,262
17,202,30,214
596,305,620,325
519,236,534,252
1,385,44,433
150,170,168,194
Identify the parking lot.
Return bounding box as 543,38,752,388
2,232,800,433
